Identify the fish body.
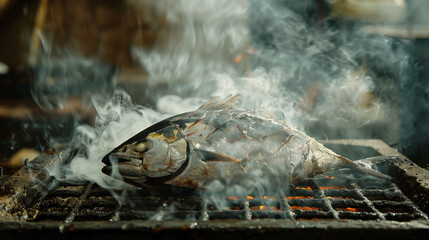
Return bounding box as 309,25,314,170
102,95,390,189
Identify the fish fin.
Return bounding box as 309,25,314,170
194,149,242,163
199,94,240,110
291,161,306,184
341,155,398,182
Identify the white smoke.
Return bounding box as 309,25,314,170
44,0,411,200
131,0,304,128
132,0,248,86
46,89,169,192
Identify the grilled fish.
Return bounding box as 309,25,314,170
102,95,393,189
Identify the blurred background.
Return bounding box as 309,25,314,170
0,0,428,175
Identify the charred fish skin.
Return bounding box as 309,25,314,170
102,95,392,189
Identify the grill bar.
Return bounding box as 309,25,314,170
278,191,295,219
242,199,252,220
1,219,428,240
200,198,209,221
109,203,122,221
309,179,340,219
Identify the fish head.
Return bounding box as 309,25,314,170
102,132,189,187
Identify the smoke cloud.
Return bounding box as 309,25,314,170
42,0,413,202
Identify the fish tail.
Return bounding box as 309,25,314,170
350,164,395,182
338,155,399,182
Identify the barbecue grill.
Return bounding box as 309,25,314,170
1,139,429,239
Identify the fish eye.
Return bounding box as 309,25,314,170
134,142,147,152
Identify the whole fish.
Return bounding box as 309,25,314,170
102,95,393,189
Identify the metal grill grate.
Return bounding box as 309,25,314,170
2,140,429,239
26,169,427,223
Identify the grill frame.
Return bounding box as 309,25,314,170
1,139,429,239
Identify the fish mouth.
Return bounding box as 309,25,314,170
101,153,151,188
102,148,143,165
101,152,143,176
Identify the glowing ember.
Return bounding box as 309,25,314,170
286,196,315,200
324,176,337,179
227,196,240,201
326,196,352,199
295,186,312,190
250,205,281,211
263,196,278,200
290,206,320,211
336,208,366,212
246,196,255,200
